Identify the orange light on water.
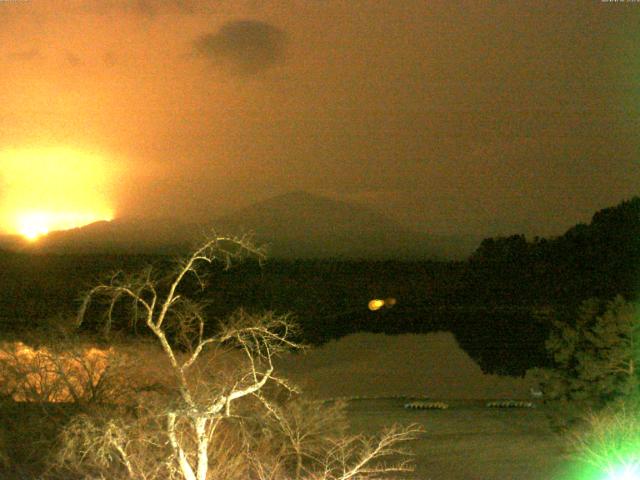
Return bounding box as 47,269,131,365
0,147,115,240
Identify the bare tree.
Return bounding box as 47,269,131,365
75,235,302,480
68,235,422,480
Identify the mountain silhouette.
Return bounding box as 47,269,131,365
17,217,201,254
8,191,476,259
214,190,444,259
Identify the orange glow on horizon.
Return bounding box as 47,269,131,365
17,211,114,241
0,147,116,240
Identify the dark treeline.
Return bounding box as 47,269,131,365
466,197,640,305
0,197,638,377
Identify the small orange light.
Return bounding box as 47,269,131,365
368,299,385,311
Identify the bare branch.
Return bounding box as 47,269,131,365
182,338,216,370
324,424,424,480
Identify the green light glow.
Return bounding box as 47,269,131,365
553,401,640,480
605,463,640,480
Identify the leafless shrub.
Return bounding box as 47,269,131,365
248,397,423,480
50,400,174,480
0,337,124,404
252,397,350,478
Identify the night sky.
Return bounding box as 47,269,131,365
0,0,638,238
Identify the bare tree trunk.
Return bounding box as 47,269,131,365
195,417,209,480
294,444,303,480
168,413,197,480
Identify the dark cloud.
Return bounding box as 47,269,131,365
194,20,287,75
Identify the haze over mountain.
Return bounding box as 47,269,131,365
215,191,478,259
3,191,479,259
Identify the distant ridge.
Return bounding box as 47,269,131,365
6,191,477,259
17,217,203,255
214,190,434,259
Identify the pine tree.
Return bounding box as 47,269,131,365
531,296,640,426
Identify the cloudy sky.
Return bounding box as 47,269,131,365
0,0,638,237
